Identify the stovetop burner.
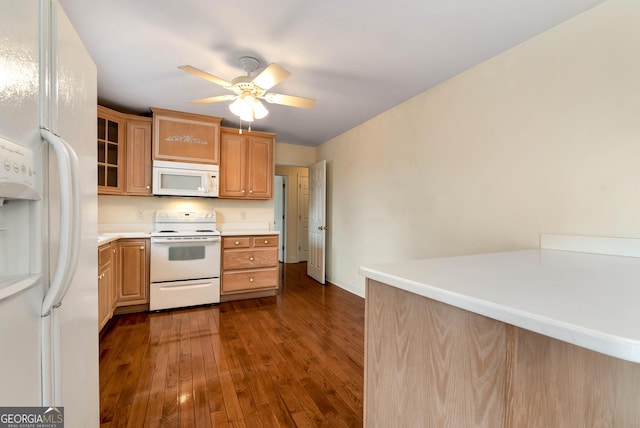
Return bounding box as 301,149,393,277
151,210,220,237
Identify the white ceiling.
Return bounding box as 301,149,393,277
58,0,604,147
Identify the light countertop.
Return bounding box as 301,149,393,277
360,238,640,363
98,232,150,245
97,229,279,245
219,230,279,236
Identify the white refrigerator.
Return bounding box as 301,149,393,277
0,0,99,426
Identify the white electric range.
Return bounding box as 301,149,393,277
149,210,221,310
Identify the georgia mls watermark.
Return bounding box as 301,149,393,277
0,407,63,428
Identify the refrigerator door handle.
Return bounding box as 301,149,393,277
40,128,81,317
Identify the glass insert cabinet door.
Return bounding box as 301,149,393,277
97,106,124,193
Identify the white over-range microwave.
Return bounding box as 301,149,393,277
152,160,219,197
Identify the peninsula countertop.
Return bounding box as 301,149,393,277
360,243,640,363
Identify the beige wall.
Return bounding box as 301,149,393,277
275,142,316,166
98,195,274,230
318,0,640,296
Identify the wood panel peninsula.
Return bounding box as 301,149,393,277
360,235,640,427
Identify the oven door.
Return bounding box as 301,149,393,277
150,236,221,282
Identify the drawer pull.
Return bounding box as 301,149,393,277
235,241,240,245
249,278,254,283
264,240,268,244
249,256,254,261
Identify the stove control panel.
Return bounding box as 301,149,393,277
154,210,216,223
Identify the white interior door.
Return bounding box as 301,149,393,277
297,175,309,262
274,175,285,262
307,160,326,284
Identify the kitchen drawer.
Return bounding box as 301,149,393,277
223,236,251,249
98,243,114,267
253,236,278,247
223,248,277,270
222,267,278,294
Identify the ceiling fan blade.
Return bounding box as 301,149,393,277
264,93,316,109
190,94,237,104
178,65,232,88
252,63,291,90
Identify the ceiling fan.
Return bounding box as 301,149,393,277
179,56,316,122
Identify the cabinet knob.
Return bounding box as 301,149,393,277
146,185,150,189
241,189,245,193
264,240,268,244
249,189,253,194
235,241,240,245
112,249,116,253
140,246,144,250
249,278,254,283
249,256,254,261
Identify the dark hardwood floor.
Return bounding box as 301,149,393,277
99,262,365,427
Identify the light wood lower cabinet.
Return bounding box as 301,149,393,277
116,239,150,306
98,242,117,331
221,235,279,298
98,238,150,331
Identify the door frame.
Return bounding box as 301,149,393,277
273,174,287,263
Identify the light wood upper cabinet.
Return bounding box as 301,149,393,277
151,107,221,165
219,130,246,197
97,106,125,194
219,127,274,199
124,117,152,195
98,106,152,196
116,239,149,306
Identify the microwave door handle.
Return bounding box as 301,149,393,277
206,174,214,194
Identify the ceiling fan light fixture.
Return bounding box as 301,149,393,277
180,59,315,119
239,111,254,122
252,99,269,119
229,95,268,121
229,97,250,117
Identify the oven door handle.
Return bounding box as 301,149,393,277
151,236,221,244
